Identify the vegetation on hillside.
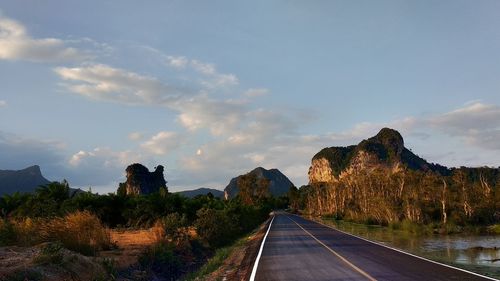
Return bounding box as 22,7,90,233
293,166,500,233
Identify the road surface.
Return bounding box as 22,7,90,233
252,212,496,281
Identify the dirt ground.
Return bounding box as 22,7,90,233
101,228,159,269
0,244,108,281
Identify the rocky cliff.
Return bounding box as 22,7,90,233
120,164,167,195
308,128,449,184
224,167,294,200
0,165,51,195
302,128,499,225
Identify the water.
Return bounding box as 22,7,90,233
322,219,500,279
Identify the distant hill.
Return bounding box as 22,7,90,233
224,167,294,200
0,165,51,195
175,188,224,198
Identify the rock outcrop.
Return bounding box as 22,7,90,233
302,127,500,226
120,164,167,195
308,128,449,184
224,167,294,200
0,165,51,195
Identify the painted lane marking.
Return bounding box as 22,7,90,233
287,215,377,281
249,215,275,281
291,214,499,281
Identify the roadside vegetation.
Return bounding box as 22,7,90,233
0,180,285,280
290,167,500,234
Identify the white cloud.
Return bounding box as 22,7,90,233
128,132,143,141
176,96,247,135
54,62,247,137
55,64,188,105
0,15,89,62
162,51,239,88
244,88,269,98
166,56,188,68
140,131,184,155
427,102,500,150
430,102,500,132
0,100,6,107
68,147,141,168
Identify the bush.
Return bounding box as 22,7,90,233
154,212,188,241
0,219,16,246
487,224,500,234
139,241,183,279
33,242,64,265
194,208,238,248
38,210,112,255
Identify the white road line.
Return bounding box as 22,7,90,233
287,215,377,281
249,215,275,281
291,214,499,281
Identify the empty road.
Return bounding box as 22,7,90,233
252,213,496,281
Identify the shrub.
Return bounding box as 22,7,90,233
139,242,182,279
194,208,237,248
0,219,16,246
34,242,64,265
38,210,112,255
487,224,500,234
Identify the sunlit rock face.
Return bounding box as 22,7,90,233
308,158,337,184
123,163,167,195
308,128,450,185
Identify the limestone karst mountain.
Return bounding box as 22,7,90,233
302,128,499,225
308,128,450,184
224,167,294,200
0,165,51,195
118,163,167,195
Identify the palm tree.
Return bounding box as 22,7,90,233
35,180,70,203
0,192,26,218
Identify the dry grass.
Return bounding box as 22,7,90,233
101,228,157,269
0,211,112,256
38,211,112,255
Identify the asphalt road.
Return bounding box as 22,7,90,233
252,212,496,281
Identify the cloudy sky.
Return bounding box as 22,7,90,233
1,1,500,193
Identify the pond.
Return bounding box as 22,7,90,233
322,219,500,279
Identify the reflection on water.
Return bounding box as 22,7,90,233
323,219,500,279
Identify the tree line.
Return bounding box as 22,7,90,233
290,166,500,229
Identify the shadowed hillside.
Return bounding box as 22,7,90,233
175,188,224,199
224,167,294,200
0,165,50,195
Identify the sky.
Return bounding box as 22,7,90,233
1,1,500,193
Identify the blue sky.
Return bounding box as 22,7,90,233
1,1,500,193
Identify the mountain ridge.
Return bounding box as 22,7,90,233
0,165,51,195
